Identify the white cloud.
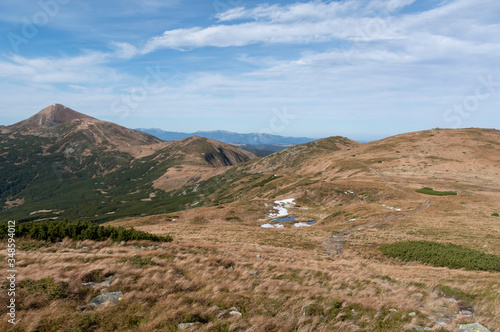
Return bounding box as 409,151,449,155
140,0,500,58
111,42,139,59
0,52,122,84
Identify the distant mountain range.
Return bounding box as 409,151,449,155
136,128,316,145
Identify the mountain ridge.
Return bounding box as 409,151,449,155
136,128,317,145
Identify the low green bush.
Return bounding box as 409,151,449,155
415,187,457,196
380,241,500,272
0,219,172,243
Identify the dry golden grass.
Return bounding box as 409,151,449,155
2,180,499,331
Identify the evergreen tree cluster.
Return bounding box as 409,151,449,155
380,240,500,272
0,219,172,243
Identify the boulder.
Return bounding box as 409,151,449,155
458,323,490,332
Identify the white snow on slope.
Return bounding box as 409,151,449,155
268,198,295,218
260,223,284,228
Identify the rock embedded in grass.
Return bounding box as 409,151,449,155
458,323,491,332
178,322,199,329
89,292,123,307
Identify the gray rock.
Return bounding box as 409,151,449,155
89,292,123,307
459,309,473,316
250,270,259,277
178,322,199,329
229,311,242,318
256,254,261,259
82,279,112,288
291,258,296,262
389,308,397,313
444,297,458,303
226,306,242,318
408,312,417,317
458,323,491,332
100,280,112,287
413,326,431,331
435,317,451,326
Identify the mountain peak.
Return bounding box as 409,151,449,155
3,104,97,134
34,104,95,126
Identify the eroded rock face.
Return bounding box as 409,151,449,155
458,323,491,332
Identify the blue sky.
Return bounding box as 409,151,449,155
0,0,498,141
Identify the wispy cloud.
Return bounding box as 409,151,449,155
0,52,122,84
139,0,499,60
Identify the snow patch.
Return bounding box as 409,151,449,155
294,222,311,227
381,204,402,211
268,198,295,218
260,223,284,228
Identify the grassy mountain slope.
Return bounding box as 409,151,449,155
0,105,256,222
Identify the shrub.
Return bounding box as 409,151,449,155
415,187,457,196
492,212,499,217
380,241,500,272
0,219,172,243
